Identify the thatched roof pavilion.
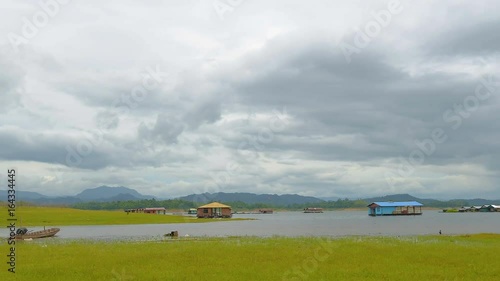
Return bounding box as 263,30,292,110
197,202,232,218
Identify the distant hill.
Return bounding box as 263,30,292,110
102,193,147,202
0,190,48,201
459,198,499,206
320,196,340,201
0,186,154,205
178,192,324,206
365,193,434,205
363,193,422,202
31,196,83,205
75,186,153,201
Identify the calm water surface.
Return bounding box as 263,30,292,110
3,210,500,239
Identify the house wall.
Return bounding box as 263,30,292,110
144,209,166,214
197,208,232,218
369,206,396,215
197,208,213,218
221,208,232,217
379,206,396,215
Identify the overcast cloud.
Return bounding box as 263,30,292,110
1,0,500,199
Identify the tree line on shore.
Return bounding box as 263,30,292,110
69,198,477,211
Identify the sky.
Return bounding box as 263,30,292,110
1,0,500,199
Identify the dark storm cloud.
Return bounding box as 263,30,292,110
215,37,500,171
135,91,223,144
138,114,185,144
183,97,222,129
0,126,196,170
232,42,475,123
0,127,116,169
57,65,225,145
0,128,66,164
426,19,500,57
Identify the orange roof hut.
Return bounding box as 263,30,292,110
197,202,232,218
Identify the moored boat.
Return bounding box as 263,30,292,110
304,207,323,213
15,228,60,240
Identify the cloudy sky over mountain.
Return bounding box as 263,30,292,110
1,0,499,199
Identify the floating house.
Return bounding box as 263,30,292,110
458,206,471,212
144,207,166,214
470,206,482,212
489,205,500,212
454,205,500,213
304,207,323,213
124,207,166,214
367,201,423,216
480,204,500,212
197,202,232,218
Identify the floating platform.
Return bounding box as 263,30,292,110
369,212,422,216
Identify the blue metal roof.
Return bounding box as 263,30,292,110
368,201,423,207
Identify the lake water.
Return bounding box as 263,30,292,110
3,210,500,240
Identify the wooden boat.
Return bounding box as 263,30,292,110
304,207,323,213
15,228,60,240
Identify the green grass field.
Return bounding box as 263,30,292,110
0,206,244,226
1,234,499,280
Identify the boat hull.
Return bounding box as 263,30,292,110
304,208,323,213
15,228,60,240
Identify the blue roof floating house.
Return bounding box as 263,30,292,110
367,201,423,216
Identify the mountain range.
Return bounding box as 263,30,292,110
1,186,155,205
177,192,324,206
1,186,499,206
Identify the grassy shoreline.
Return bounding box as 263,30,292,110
0,206,248,226
2,234,499,280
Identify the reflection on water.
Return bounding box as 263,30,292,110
2,210,500,240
